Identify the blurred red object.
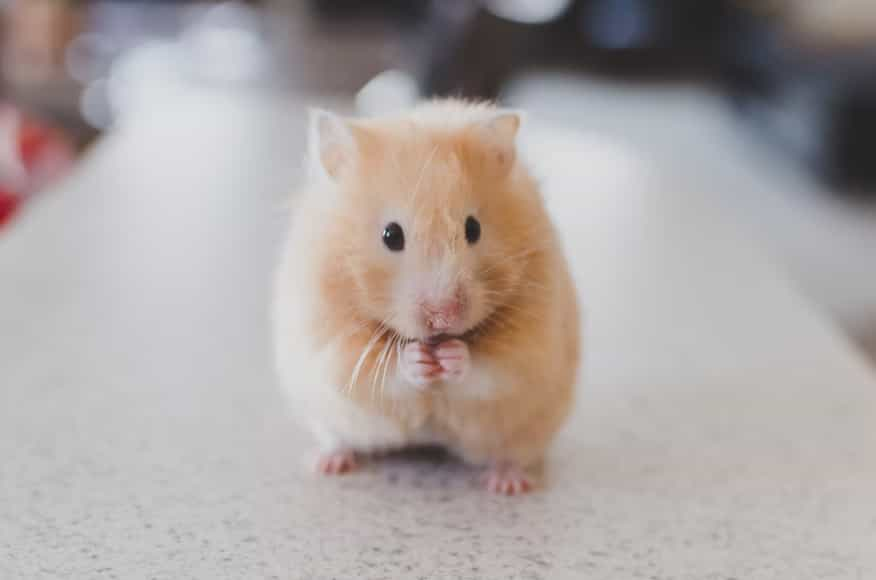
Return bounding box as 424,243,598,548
0,104,75,229
0,188,21,226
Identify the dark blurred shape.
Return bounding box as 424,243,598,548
577,0,718,55
721,4,876,194
417,0,726,99
580,0,655,50
307,0,427,22
832,87,876,191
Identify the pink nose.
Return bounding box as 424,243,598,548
423,299,462,331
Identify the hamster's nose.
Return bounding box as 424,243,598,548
422,299,462,332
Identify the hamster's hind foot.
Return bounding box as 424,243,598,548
316,450,359,475
482,463,534,495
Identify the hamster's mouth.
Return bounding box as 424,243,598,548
401,310,500,345
411,322,490,346
395,331,471,346
423,333,460,346
392,308,500,346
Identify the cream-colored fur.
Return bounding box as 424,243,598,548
273,99,580,476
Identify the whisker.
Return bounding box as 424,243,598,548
347,324,387,397
367,309,401,404
370,333,392,404
379,333,400,405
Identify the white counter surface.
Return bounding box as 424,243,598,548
2,94,875,579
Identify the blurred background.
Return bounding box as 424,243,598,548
2,0,875,358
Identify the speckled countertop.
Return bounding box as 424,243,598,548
2,94,875,580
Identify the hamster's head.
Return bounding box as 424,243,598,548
311,104,546,343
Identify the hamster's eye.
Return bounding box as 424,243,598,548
382,222,405,252
465,216,481,245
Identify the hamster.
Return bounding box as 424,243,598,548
273,99,580,494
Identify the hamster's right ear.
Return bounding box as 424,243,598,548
309,108,356,180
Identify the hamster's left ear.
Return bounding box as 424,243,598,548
472,110,523,177
308,108,357,180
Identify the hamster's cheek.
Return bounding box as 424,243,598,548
352,260,396,311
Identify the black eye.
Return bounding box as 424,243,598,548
382,222,405,251
465,216,481,245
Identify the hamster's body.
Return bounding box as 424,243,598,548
273,100,580,493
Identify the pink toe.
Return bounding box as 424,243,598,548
483,467,534,495
316,451,358,475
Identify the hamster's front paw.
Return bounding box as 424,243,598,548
400,341,442,387
433,339,470,383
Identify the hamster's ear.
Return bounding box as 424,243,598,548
309,108,356,180
472,110,522,177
